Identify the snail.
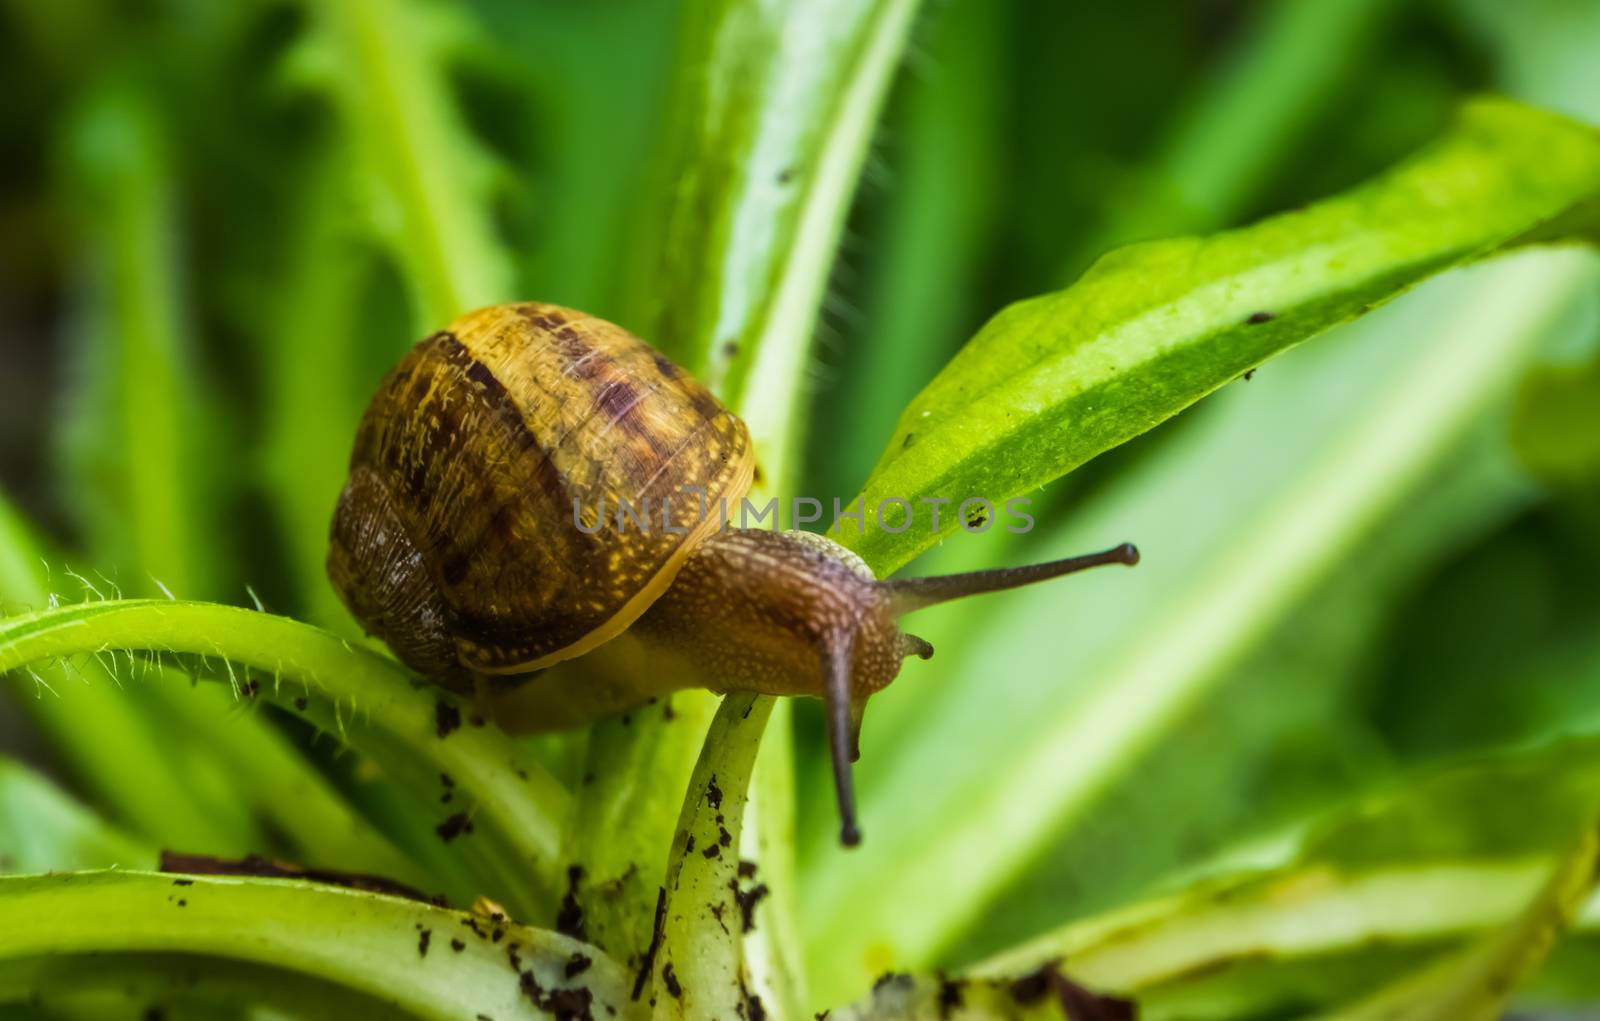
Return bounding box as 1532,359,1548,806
327,303,1138,845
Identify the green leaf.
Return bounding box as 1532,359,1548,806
803,246,1600,998
1303,832,1598,1021
1511,351,1600,488
0,495,410,877
295,0,514,328
57,81,220,598
0,494,246,851
647,692,775,1021
0,758,152,874
0,871,636,1021
557,693,717,969
820,968,1126,1021
628,0,924,495
0,954,406,1020
845,96,1600,575
0,599,570,917
815,0,1008,501
255,155,380,630
967,739,1600,1014
1063,0,1401,272
743,699,808,1018
572,2,925,1008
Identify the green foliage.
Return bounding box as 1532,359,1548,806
975,740,1600,1018
804,213,1600,1005
58,81,218,599
2,1,1599,1019
1513,351,1600,488
293,0,515,326
0,599,569,914
847,97,1600,573
649,693,783,1019
0,759,152,874
0,870,633,1020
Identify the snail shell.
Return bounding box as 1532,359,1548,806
327,303,753,690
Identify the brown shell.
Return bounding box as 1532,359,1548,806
327,303,754,685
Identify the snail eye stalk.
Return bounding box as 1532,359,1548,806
821,628,862,847
883,542,1139,616
899,633,934,660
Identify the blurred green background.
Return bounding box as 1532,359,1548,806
2,0,1599,1013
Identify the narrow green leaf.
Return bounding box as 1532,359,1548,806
968,739,1600,1010
0,871,636,1021
574,3,925,1006
0,953,406,1020
256,155,376,630
743,699,808,1021
648,692,773,1021
1304,832,1599,1021
847,97,1600,574
0,599,570,917
0,494,251,852
1128,947,1444,1021
1010,860,1556,1007
58,82,218,598
629,0,924,494
0,960,409,1021
0,758,152,874
298,0,514,327
558,693,717,969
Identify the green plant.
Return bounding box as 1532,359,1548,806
3,2,1600,1019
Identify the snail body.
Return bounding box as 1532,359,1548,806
329,303,1137,844
490,527,913,734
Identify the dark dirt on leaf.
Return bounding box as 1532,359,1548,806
160,850,438,904
631,887,668,1001
436,812,473,842
435,700,462,738
556,865,587,941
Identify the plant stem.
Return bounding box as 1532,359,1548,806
0,497,247,851
581,5,926,1012
649,692,775,1020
